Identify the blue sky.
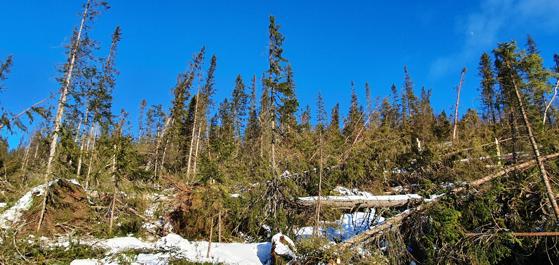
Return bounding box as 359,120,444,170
1,0,559,147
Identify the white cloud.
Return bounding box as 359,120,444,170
430,0,559,79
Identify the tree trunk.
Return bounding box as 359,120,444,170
206,217,214,258
495,137,502,166
20,140,31,173
190,124,202,182
85,124,96,191
108,144,117,235
314,130,323,237
186,92,200,181
543,80,559,125
76,111,89,179
218,210,222,243
342,152,559,248
37,0,90,233
452,68,467,142
507,61,559,220
154,117,171,178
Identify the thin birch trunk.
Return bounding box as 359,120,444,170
507,60,559,220
452,68,466,141
37,0,90,232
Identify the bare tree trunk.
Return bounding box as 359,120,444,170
452,68,467,142
314,131,323,237
495,137,502,166
190,124,202,182
218,210,222,243
108,144,117,235
206,217,214,258
37,0,90,233
186,92,200,181
76,111,89,179
33,138,40,160
507,60,559,220
20,140,31,173
154,117,171,178
543,80,559,125
85,124,96,191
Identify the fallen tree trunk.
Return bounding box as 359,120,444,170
298,194,423,209
340,152,559,248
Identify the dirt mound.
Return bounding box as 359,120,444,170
22,179,95,236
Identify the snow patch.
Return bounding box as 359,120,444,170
61,233,271,265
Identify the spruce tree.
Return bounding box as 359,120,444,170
479,53,498,126
231,75,248,140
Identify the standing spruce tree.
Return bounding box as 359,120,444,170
244,75,261,163
231,75,248,141
264,16,296,178
479,53,499,127
343,81,363,138
262,16,299,233
191,55,217,181
167,47,204,174
520,36,550,125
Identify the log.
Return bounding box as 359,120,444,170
299,194,423,209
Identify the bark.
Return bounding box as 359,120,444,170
299,194,423,209
37,0,90,233
452,68,467,141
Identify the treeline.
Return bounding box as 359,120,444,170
1,0,559,264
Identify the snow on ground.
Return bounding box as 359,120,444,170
299,185,423,204
0,181,49,229
57,233,271,265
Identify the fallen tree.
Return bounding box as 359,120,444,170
298,194,423,209
340,152,559,248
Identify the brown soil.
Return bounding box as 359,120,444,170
21,179,95,236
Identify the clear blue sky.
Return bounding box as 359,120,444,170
1,0,559,147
